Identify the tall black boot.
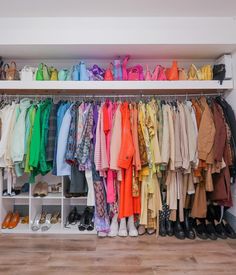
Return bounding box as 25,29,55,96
183,209,195,239
174,216,185,240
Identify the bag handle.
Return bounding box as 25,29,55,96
3,63,9,71
10,61,17,69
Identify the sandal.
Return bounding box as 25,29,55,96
39,212,47,224
21,216,29,224
138,225,146,236
51,212,61,224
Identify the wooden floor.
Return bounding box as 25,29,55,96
0,234,236,275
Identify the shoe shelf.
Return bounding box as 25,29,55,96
0,172,96,235
0,80,233,95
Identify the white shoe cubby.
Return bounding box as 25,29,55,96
0,170,96,234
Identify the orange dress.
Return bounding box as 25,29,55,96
118,102,135,218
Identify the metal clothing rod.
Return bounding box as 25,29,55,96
0,93,223,98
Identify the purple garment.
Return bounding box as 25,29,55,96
93,104,99,148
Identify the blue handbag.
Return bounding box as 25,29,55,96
113,58,122,80
58,69,68,81
79,61,89,81
72,65,80,81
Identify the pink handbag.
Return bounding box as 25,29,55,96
127,65,144,80
145,65,152,80
122,55,130,80
157,66,167,80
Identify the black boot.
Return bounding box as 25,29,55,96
183,209,195,239
222,219,236,239
174,217,185,240
194,218,208,240
205,220,217,240
166,219,174,236
159,219,166,237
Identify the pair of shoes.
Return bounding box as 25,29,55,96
194,219,218,240
33,182,48,197
32,212,61,232
48,183,62,194
174,218,185,240
65,207,81,227
21,216,29,224
159,219,174,237
65,192,87,198
2,212,20,229
79,207,94,231
2,188,21,197
118,216,138,237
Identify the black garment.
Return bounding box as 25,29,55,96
215,97,236,179
46,103,58,161
70,166,88,194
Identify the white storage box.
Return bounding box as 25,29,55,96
215,54,232,80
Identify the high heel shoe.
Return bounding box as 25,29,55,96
31,213,41,231
2,212,13,229
41,214,52,232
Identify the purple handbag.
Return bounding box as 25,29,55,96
88,65,105,81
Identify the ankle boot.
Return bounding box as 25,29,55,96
159,219,166,237
183,209,195,239
166,219,174,236
174,217,185,240
194,218,208,240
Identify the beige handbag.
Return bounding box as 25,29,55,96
6,61,20,80
178,68,188,80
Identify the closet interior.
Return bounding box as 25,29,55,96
0,55,235,240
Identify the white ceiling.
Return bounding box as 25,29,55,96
1,0,236,17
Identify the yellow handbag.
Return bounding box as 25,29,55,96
50,67,58,81
178,68,188,80
188,64,202,80
200,65,213,80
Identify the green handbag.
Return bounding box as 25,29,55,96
36,63,44,81
43,64,50,80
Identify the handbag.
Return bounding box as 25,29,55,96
104,63,114,81
50,67,58,81
0,63,9,80
165,61,178,80
20,66,36,81
72,65,80,81
88,65,105,81
6,61,20,80
127,65,144,81
145,65,152,80
42,64,50,81
122,55,130,80
157,66,167,80
200,65,213,80
178,68,188,80
79,61,89,81
58,69,68,81
188,64,202,80
36,63,44,80
113,58,122,80
213,64,226,85
66,67,73,81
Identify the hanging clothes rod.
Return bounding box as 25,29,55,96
0,92,223,99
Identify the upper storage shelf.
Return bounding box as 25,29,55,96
0,80,233,95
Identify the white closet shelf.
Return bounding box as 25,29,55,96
0,80,233,94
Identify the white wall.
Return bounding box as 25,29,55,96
0,17,236,45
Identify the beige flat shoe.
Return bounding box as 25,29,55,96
39,182,48,197
33,182,43,197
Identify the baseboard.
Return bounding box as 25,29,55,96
225,211,236,231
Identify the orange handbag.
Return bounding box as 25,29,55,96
104,63,114,81
166,61,179,80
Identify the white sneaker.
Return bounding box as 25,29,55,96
108,214,119,237
127,215,138,237
118,218,128,237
